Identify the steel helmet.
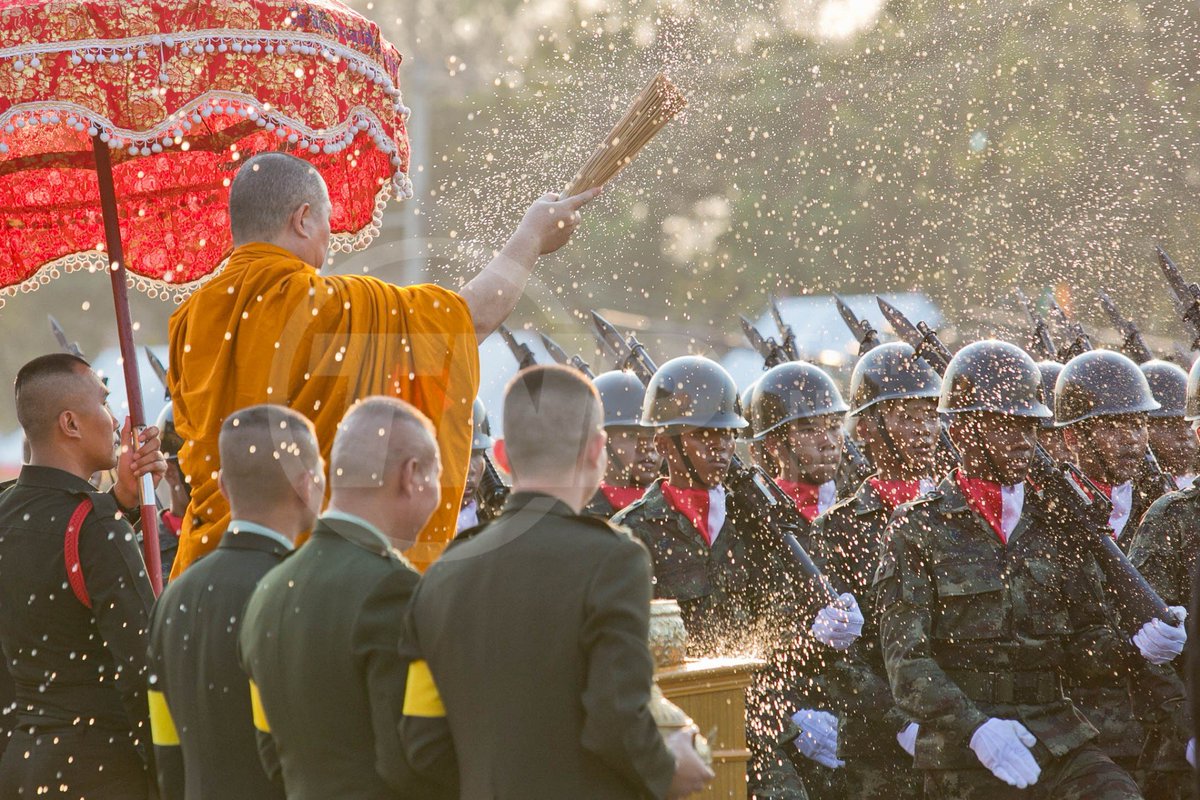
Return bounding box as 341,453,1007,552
739,378,761,441
848,342,941,417
1055,350,1159,427
1185,357,1200,422
1140,360,1188,419
938,340,1052,418
750,361,849,439
1036,361,1063,429
471,398,493,452
593,371,650,428
640,356,748,432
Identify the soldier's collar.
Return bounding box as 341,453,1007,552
852,477,886,516
935,473,971,513
17,464,98,496
500,491,579,519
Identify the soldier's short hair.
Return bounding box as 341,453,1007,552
228,152,329,245
14,353,94,442
503,365,603,477
330,396,438,490
219,404,322,509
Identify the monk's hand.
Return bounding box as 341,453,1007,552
114,417,167,510
514,189,601,256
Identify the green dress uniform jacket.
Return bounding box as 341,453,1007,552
808,478,921,798
399,491,675,800
873,473,1178,772
238,515,443,800
147,525,291,800
0,465,157,798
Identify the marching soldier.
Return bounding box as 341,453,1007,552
749,361,847,529
582,370,662,518
808,342,941,799
457,398,495,533
1141,360,1197,491
147,405,323,800
738,378,773,474
1036,361,1072,463
613,356,862,800
0,354,165,798
874,340,1185,799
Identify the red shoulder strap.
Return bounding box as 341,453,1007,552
64,498,94,609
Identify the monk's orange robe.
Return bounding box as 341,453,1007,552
167,243,479,576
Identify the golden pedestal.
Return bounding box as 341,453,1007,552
656,657,766,800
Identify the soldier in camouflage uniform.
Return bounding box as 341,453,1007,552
808,342,941,800
874,340,1187,799
613,356,864,800
1142,360,1197,491
1127,357,1200,799
582,370,661,519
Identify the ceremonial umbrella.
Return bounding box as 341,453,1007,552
0,0,412,592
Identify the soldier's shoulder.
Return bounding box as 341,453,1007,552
611,488,670,526
1142,486,1200,523
891,491,945,520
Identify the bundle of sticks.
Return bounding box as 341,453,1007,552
562,72,687,198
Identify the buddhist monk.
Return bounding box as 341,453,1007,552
168,152,598,575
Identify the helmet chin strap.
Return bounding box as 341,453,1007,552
869,408,905,476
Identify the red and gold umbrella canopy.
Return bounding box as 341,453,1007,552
0,0,412,302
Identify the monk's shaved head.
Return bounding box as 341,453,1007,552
219,404,322,510
15,353,97,443
229,152,329,245
331,397,438,491
504,365,603,476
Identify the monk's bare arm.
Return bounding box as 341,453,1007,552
460,189,601,342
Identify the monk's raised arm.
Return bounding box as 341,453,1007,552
460,189,601,343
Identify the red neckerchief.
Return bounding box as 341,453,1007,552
600,484,645,513
1089,479,1113,500
775,480,822,522
954,471,1006,543
660,482,714,545
160,510,183,538
868,478,924,512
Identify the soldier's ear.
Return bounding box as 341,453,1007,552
58,409,81,441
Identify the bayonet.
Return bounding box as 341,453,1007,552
1011,288,1058,362
143,347,171,400
1156,246,1200,350
739,315,790,368
833,293,881,356
1046,298,1092,360
768,294,800,361
498,324,539,371
876,297,952,373
589,311,657,384
1095,290,1153,364
48,315,84,359
538,332,594,378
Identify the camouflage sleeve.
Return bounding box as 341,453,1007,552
874,519,989,744
1062,552,1141,683
1128,497,1186,608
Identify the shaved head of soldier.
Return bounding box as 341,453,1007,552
228,152,332,268
218,404,325,539
502,365,607,511
15,353,121,474
328,397,441,550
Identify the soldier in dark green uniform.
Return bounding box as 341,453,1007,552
1036,361,1072,463
875,340,1185,800
613,356,862,800
808,342,941,800
239,397,454,800
583,370,661,518
1141,360,1197,491
0,353,165,799
1128,357,1200,799
147,405,324,800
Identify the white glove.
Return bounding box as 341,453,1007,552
1132,607,1188,665
1187,738,1195,768
810,593,865,650
896,722,919,757
968,718,1041,789
791,709,844,769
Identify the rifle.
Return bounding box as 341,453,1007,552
769,294,801,361
498,325,539,371
739,315,791,369
1095,290,1154,365
833,294,881,356
881,305,1176,633
589,310,837,601
1156,245,1200,350
143,347,172,401
1011,289,1058,362
477,454,510,520
539,332,595,379
1046,297,1092,361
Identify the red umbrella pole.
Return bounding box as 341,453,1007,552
91,136,163,595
